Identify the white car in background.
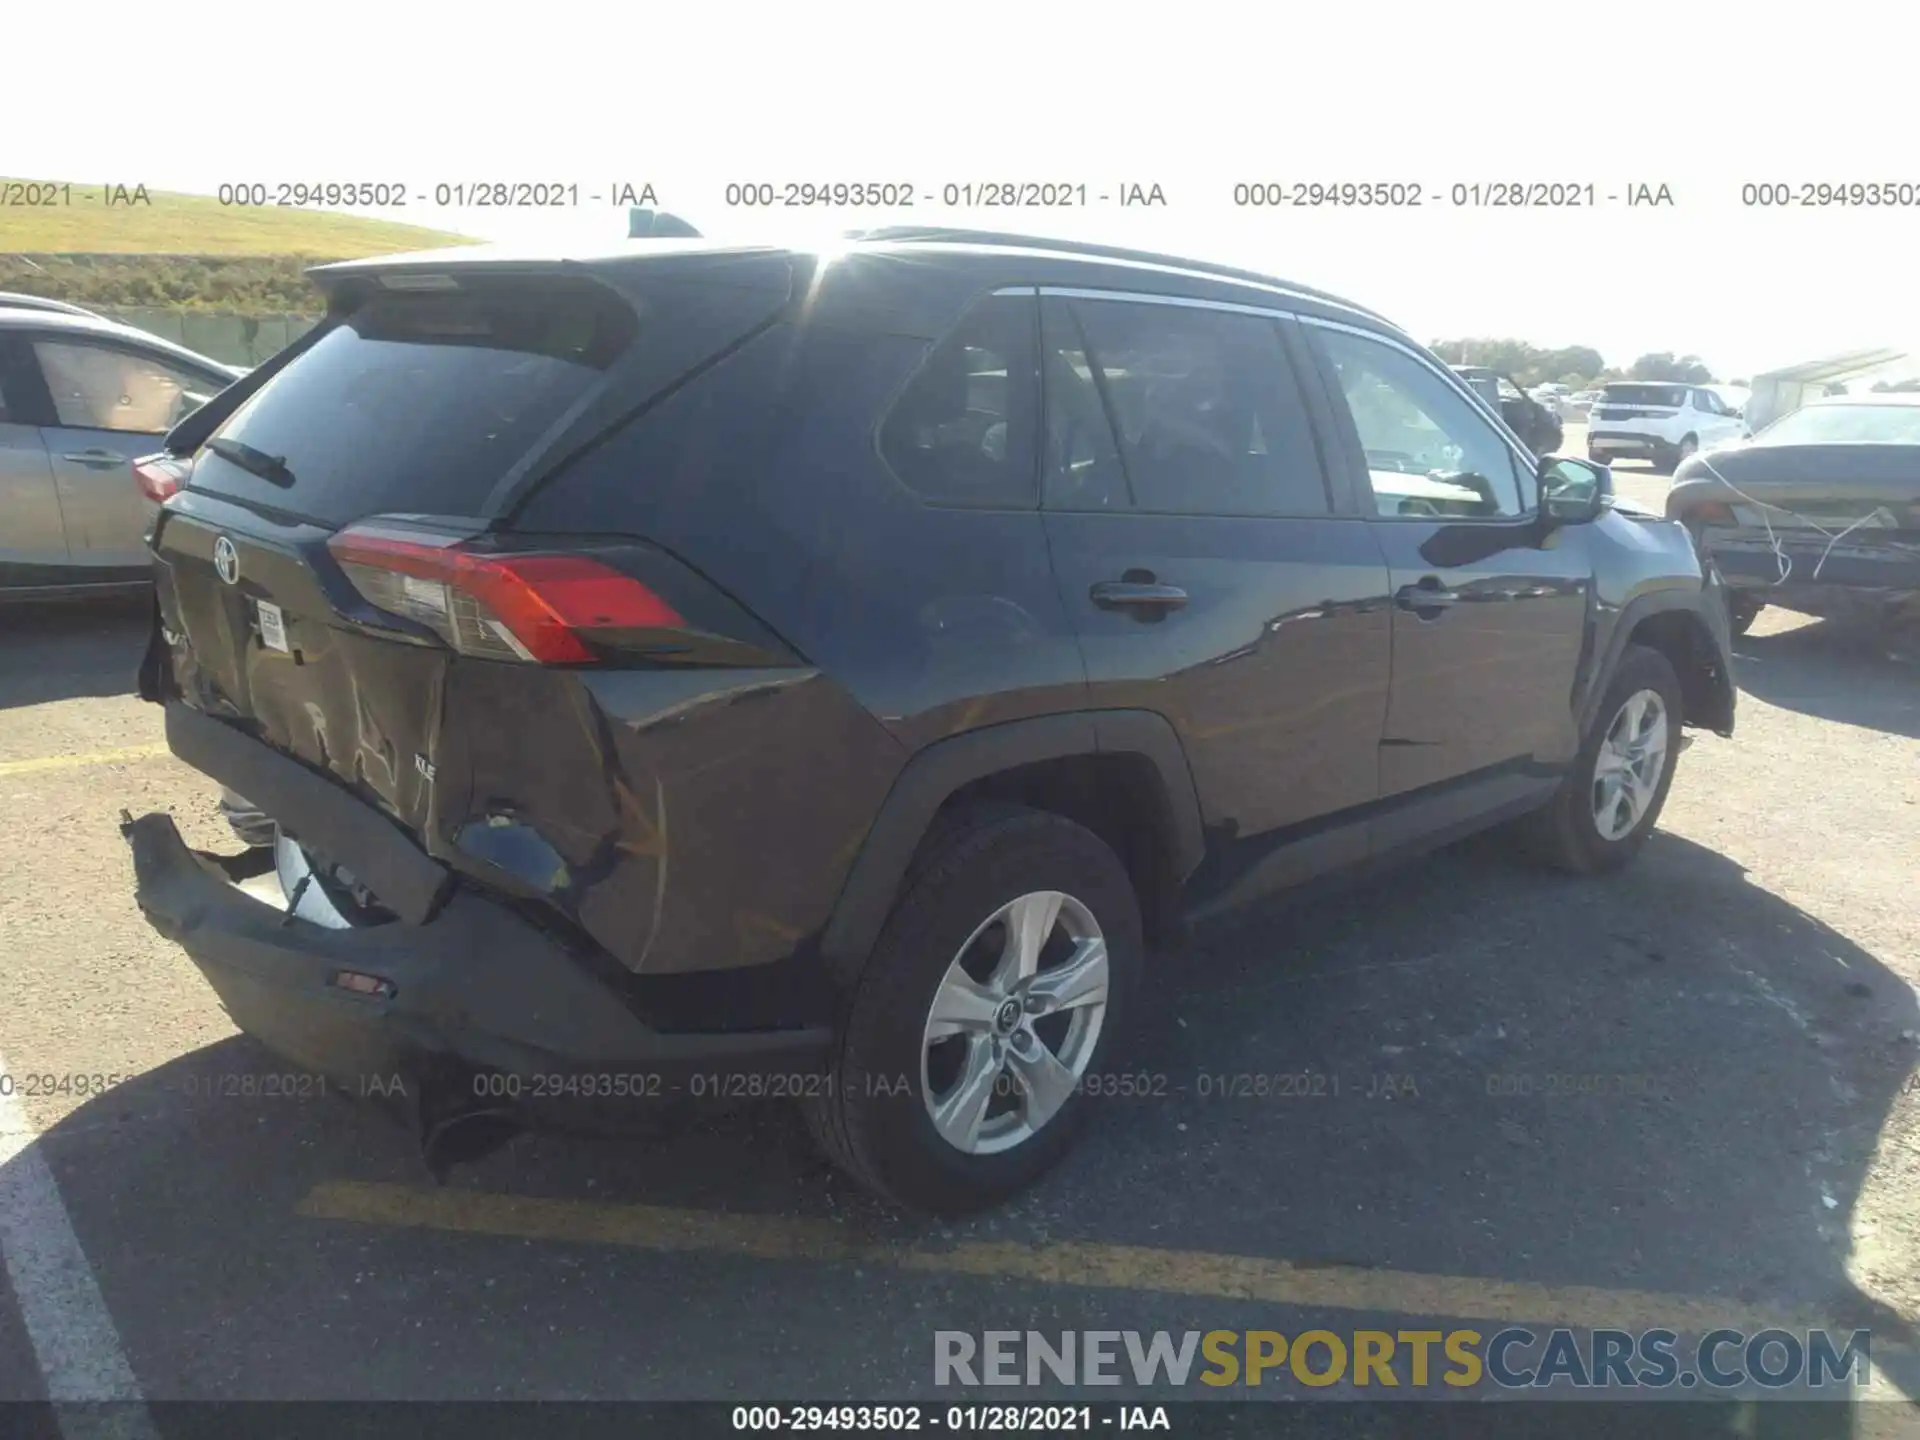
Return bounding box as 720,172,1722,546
1585,381,1747,472
1559,389,1602,421
0,304,243,599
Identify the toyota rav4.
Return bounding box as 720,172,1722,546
123,228,1737,1215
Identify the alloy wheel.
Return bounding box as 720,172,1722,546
920,890,1108,1156
1591,689,1670,841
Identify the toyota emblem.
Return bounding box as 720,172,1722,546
213,535,239,586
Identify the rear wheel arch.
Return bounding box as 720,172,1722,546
818,712,1204,986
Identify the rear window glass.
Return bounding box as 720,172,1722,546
191,278,637,523
878,294,1039,508
1757,402,1920,445
1601,384,1686,407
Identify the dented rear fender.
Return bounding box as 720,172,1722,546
426,662,907,976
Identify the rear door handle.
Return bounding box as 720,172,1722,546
61,449,127,469
1090,581,1189,614
1395,579,1458,615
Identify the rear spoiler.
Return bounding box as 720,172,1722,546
164,215,706,455
164,244,794,525
628,209,701,238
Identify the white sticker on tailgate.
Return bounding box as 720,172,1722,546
256,599,289,653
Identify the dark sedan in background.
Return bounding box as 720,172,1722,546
1666,393,1920,637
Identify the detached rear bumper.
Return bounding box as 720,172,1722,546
121,811,831,1138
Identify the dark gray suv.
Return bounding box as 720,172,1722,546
122,228,1737,1214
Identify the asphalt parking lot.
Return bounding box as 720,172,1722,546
2,457,1918,1428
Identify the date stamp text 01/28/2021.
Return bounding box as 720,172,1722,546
14,176,1920,215
5,1067,1692,1106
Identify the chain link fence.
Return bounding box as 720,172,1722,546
92,307,320,368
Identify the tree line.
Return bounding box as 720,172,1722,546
1428,339,1727,389
1429,337,1920,393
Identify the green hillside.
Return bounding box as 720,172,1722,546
0,180,475,257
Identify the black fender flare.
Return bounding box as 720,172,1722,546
818,710,1205,976
1580,587,1736,737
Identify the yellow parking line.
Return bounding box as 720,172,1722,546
299,1180,1870,1339
0,744,171,777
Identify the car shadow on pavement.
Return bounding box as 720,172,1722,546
1734,617,1920,739
1139,825,1920,1400
6,827,1918,1411
0,597,150,710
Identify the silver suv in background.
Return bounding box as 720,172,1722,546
1,305,241,599
1586,382,1747,473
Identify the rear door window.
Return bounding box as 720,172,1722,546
878,293,1040,508
33,340,226,434
1048,296,1331,518
189,277,638,525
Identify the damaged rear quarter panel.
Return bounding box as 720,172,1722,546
430,659,905,975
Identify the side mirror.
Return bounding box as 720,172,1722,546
1538,455,1611,524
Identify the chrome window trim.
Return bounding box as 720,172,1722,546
998,284,1304,324
1293,313,1540,520
986,261,1387,326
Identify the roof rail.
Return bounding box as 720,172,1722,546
0,291,99,319
842,227,1390,323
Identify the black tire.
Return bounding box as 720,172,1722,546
803,805,1143,1215
1519,644,1685,875
1727,592,1763,637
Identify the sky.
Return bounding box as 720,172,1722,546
10,0,1920,381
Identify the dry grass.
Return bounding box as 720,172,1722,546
0,180,476,257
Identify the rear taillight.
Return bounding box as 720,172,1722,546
133,453,189,503
326,520,685,664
